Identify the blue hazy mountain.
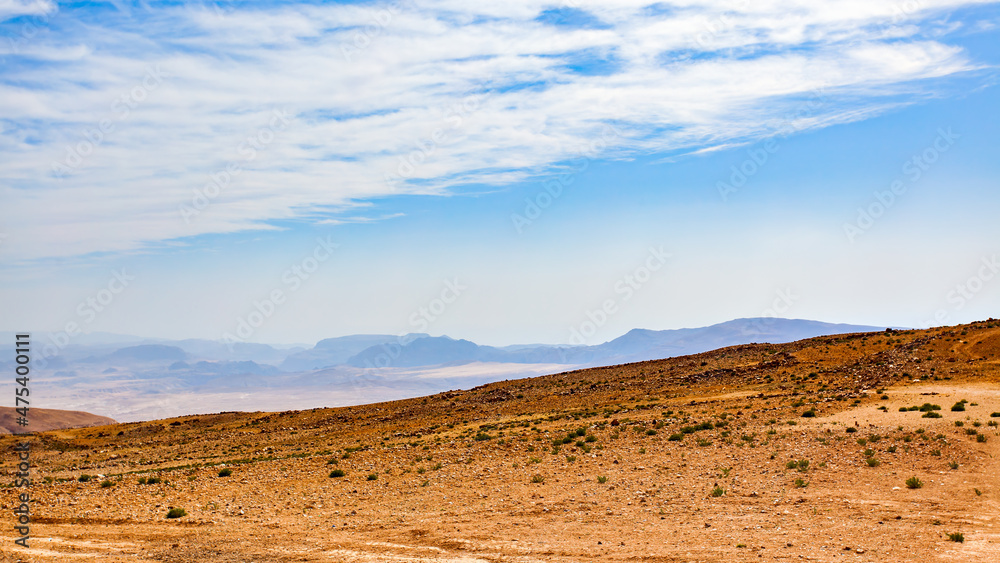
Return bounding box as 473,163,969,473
11,318,893,421
577,318,885,365
8,318,886,380
281,334,427,371
345,335,501,368
343,318,885,369
107,344,187,362
168,360,283,377
169,339,303,364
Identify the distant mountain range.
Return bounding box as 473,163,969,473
2,318,888,373
339,318,886,370
0,319,889,421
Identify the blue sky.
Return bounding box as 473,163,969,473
2,0,999,347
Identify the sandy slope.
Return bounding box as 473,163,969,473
0,408,116,435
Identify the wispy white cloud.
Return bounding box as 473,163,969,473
0,0,995,261
0,0,53,22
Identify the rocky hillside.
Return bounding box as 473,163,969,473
2,320,999,562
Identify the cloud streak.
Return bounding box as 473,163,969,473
0,0,995,262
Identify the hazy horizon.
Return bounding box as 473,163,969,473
1,315,898,350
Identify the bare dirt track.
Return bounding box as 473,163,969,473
3,320,1000,562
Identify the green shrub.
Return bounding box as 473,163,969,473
531,474,545,483
100,480,114,488
329,469,346,478
668,433,684,441
951,401,966,412
597,475,608,484
846,427,857,433
366,473,378,481
78,474,91,483
786,459,809,471
866,458,880,467
218,468,232,477
977,433,988,443
947,532,964,543
948,461,959,470
166,508,187,519
906,476,923,489
711,486,725,497
794,478,808,488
